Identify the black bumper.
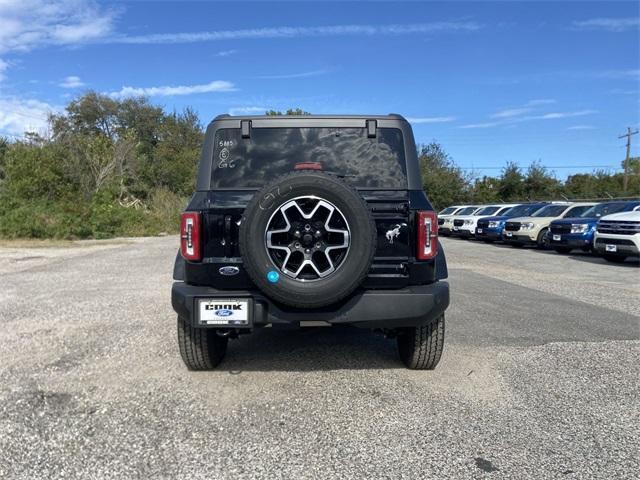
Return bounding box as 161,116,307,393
503,234,535,245
172,282,450,330
476,231,502,241
549,237,592,249
594,240,639,257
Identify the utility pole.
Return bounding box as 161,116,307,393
619,127,639,192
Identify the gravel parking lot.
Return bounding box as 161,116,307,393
0,236,638,479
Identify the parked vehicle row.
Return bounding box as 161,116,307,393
439,200,640,263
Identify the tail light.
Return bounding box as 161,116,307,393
180,212,201,261
417,211,438,260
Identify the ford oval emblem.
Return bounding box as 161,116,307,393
215,309,234,316
219,266,240,276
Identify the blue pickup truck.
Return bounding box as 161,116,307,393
548,201,640,253
475,203,548,242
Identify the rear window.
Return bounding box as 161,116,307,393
211,127,407,189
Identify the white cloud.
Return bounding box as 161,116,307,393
596,69,640,79
111,21,482,45
491,107,533,119
0,96,58,136
406,116,456,124
526,99,556,106
609,88,637,95
461,107,597,129
215,49,237,57
107,80,236,98
59,75,85,88
228,106,268,116
573,17,640,32
0,0,116,54
567,125,596,131
257,70,328,80
459,122,501,129
528,110,597,120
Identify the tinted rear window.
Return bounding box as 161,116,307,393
211,127,407,189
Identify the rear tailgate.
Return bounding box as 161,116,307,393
184,190,423,289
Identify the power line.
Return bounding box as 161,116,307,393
619,127,639,192
457,164,621,171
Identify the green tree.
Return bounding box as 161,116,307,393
265,108,312,116
498,162,525,201
523,160,562,200
471,175,501,203
418,142,471,209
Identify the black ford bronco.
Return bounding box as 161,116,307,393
171,114,449,370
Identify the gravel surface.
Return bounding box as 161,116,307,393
0,236,638,479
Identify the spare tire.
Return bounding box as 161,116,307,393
239,171,376,308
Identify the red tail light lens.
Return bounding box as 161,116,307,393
180,212,201,261
417,211,438,260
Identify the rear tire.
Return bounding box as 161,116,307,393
177,317,228,370
554,247,572,254
603,254,627,263
397,315,445,370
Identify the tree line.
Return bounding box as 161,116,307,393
0,94,637,238
419,142,639,210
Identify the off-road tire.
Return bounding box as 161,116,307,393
554,247,572,254
177,317,228,370
239,171,376,309
602,254,628,263
397,314,445,370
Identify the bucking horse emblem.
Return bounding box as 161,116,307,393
386,224,403,244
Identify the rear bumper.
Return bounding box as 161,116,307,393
172,282,450,330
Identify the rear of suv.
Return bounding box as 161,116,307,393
171,114,450,370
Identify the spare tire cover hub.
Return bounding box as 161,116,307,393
265,196,350,281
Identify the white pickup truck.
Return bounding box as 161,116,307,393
594,210,640,263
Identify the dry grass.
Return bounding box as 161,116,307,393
0,238,132,248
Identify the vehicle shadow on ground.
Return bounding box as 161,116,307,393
217,326,403,371
568,254,640,268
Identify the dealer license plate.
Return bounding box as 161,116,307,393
605,244,617,252
477,228,483,234
553,234,561,241
199,299,250,326
505,231,513,237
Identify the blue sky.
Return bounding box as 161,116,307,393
0,0,638,179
